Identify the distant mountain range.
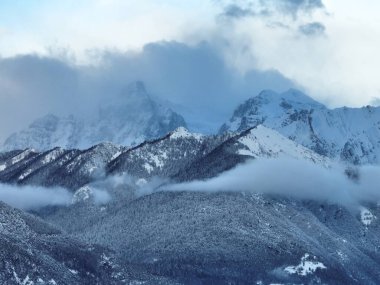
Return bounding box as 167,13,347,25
1,81,186,151
3,84,380,166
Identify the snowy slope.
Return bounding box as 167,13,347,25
107,126,228,179
2,81,187,151
0,125,330,189
220,89,380,164
174,125,329,182
235,125,328,164
2,114,83,152
0,127,223,190
0,143,124,190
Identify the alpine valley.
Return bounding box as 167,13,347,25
1,82,380,285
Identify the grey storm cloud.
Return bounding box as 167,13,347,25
219,0,324,19
299,22,326,36
0,55,80,140
0,41,296,139
222,4,255,19
273,0,324,14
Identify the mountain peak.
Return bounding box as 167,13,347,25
29,113,60,129
2,81,187,151
256,88,323,107
220,88,380,164
280,88,324,106
125,81,148,97
170,127,203,140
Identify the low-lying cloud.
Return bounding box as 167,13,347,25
0,184,72,210
89,172,168,200
72,185,111,205
163,158,380,207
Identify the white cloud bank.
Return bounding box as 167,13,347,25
0,184,71,210
163,158,380,207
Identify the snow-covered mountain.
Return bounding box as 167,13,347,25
0,143,124,190
2,81,187,151
0,125,329,190
1,121,380,284
107,126,229,179
0,127,227,190
174,125,329,182
220,89,380,165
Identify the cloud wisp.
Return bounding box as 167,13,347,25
298,22,326,36
218,0,324,19
0,184,72,210
162,158,380,207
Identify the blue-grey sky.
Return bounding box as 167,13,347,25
0,0,379,139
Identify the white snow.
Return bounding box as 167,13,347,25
12,269,34,285
143,163,154,174
150,153,164,168
72,186,92,204
41,148,63,164
2,82,186,151
223,89,380,164
0,164,6,171
88,166,98,174
284,253,326,276
129,281,147,285
136,178,148,187
18,169,33,180
100,253,116,268
11,149,34,164
337,250,348,262
237,125,329,166
170,127,203,140
360,207,376,226
69,268,79,275
111,150,122,160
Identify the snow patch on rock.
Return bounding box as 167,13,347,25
170,127,203,140
284,253,326,276
360,207,376,226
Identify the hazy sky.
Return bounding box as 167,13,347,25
0,0,379,139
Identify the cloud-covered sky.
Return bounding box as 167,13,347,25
0,0,379,139
0,42,295,138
